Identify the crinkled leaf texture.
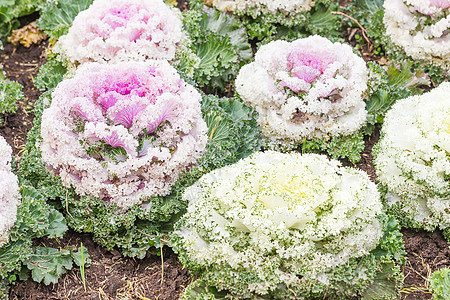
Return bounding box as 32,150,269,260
429,268,450,300
18,59,261,258
365,61,429,126
190,0,342,42
36,0,93,40
0,79,23,126
0,185,68,280
182,8,251,92
173,150,404,299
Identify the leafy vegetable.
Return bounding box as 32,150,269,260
36,0,93,40
0,0,45,39
365,61,430,126
182,9,251,92
18,59,261,258
26,246,90,285
374,83,450,236
0,78,23,126
429,268,450,300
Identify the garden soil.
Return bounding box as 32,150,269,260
1,5,449,299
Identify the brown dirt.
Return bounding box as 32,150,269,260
0,41,46,158
9,231,190,300
1,7,449,300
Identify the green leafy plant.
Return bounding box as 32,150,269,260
429,268,450,300
17,59,261,258
182,9,251,93
0,185,68,280
0,0,45,39
0,78,23,126
301,132,365,164
26,245,90,285
365,61,430,126
190,0,343,43
36,0,93,40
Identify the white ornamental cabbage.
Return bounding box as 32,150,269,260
0,136,19,247
374,82,450,230
384,0,450,69
235,35,368,143
40,61,208,210
206,0,314,14
177,151,383,294
54,0,185,64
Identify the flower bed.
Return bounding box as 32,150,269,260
235,35,368,144
384,0,450,69
374,82,450,236
0,136,19,247
40,61,208,209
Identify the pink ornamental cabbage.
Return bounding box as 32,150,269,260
0,136,19,247
40,61,208,209
235,35,368,142
55,0,184,64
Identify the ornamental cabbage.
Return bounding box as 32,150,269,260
205,0,314,14
235,35,368,143
374,83,450,234
54,0,185,64
384,0,450,69
0,136,19,248
40,61,208,210
175,151,385,298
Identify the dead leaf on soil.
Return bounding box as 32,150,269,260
7,22,47,48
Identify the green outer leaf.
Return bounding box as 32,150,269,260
34,60,68,92
25,247,73,285
429,268,450,300
36,0,93,40
354,0,384,15
71,246,91,268
0,79,23,115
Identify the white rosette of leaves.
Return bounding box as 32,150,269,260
374,82,450,236
173,151,401,299
0,136,19,248
383,0,450,70
52,0,192,66
236,35,368,144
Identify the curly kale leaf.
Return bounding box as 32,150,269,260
36,0,93,40
34,60,67,92
301,132,366,164
0,185,68,280
177,215,404,299
366,61,430,125
0,78,23,126
343,0,387,55
183,9,251,92
429,268,450,300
